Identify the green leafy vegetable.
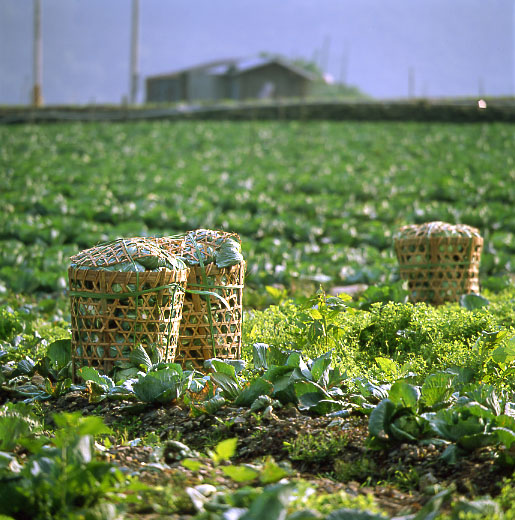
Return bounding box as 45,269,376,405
215,237,244,268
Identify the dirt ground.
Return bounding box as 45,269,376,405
35,390,512,518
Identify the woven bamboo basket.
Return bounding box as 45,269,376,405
157,230,245,369
393,221,483,305
68,238,189,373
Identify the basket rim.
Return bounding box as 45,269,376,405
394,221,482,240
394,235,483,242
68,265,190,283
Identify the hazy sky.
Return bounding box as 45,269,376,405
1,0,514,105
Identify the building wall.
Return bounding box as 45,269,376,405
235,64,308,100
147,63,309,103
187,70,220,101
147,71,226,103
146,75,185,103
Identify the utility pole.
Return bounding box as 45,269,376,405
32,0,43,107
129,0,139,104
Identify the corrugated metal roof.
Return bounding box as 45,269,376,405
148,56,317,81
147,59,237,80
234,57,271,72
231,56,317,80
205,63,233,75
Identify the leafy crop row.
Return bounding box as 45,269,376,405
1,121,513,297
1,118,515,518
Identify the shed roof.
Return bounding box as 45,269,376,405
147,56,317,82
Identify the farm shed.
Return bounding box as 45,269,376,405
145,56,316,103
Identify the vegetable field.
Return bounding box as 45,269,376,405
1,119,515,520
1,120,514,297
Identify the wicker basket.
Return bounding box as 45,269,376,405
68,238,189,373
393,221,483,305
157,230,245,368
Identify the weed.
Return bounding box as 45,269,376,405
109,415,144,444
200,423,234,450
289,481,380,516
496,474,515,518
142,431,161,447
163,428,183,442
389,467,420,492
0,411,131,519
334,455,378,483
127,471,194,516
284,430,348,464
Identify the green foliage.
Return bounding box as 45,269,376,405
352,281,409,311
1,121,513,297
333,456,378,483
2,338,75,402
221,458,290,486
206,344,347,414
294,289,351,350
479,286,515,333
460,293,490,311
324,509,389,519
0,402,42,451
2,119,515,518
37,338,72,382
209,437,238,464
2,288,514,487
0,298,70,366
388,467,421,492
291,483,380,515
284,431,348,463
469,330,515,384
357,302,497,365
421,387,515,462
78,361,206,405
361,368,515,463
132,367,185,404
368,398,427,447
0,305,24,342
245,294,510,381
243,301,301,351
0,411,131,519
495,475,515,519
420,371,457,408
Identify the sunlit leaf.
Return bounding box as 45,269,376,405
421,372,455,408
47,339,72,370
388,381,420,410
368,399,396,439
213,437,238,463
459,293,490,311
235,378,274,407
221,464,259,483
210,372,241,400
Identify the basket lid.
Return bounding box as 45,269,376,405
70,237,188,272
395,221,482,240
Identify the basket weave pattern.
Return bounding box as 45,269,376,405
69,267,188,372
70,237,184,271
177,262,245,368
394,222,483,305
157,232,245,368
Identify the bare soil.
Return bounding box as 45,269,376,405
36,390,512,518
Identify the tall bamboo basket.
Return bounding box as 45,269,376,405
394,221,483,305
157,230,245,369
68,238,189,373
